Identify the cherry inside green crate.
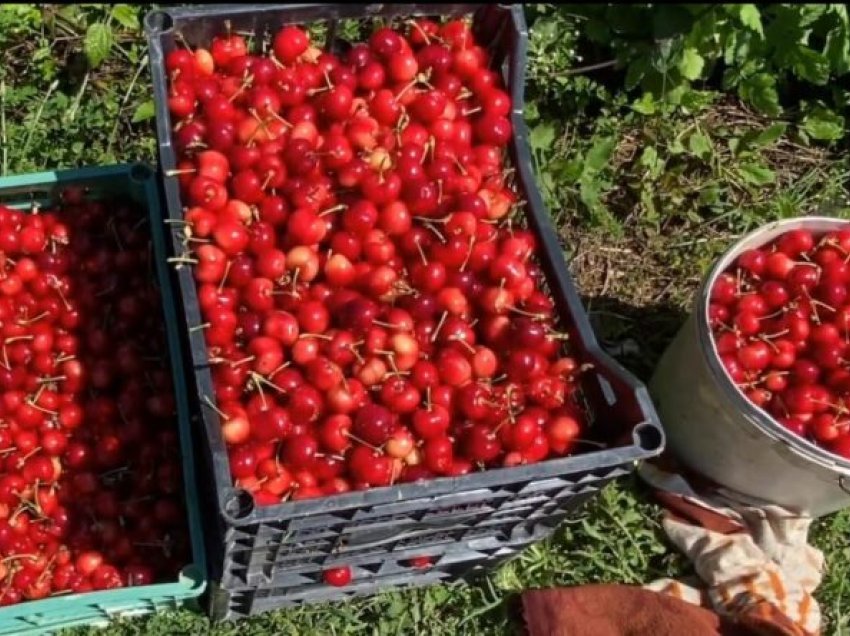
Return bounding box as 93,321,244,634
0,190,191,606
710,227,850,459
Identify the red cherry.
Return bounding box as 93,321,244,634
353,403,394,445
323,566,352,587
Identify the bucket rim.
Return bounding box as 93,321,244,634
696,216,850,475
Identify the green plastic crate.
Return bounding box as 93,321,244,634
0,164,206,635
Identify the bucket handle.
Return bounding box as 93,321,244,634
840,475,850,497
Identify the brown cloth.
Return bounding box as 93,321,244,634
522,584,806,636
520,455,822,636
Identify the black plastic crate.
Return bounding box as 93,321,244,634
146,3,664,620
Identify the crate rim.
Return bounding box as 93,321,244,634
145,3,664,528
0,163,206,634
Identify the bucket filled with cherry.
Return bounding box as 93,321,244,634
709,223,850,460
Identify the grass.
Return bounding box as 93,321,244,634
0,4,848,635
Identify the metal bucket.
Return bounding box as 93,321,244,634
650,217,850,517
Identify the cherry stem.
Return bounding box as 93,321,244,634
249,372,287,396
413,215,449,224
19,446,42,463
509,306,547,321
17,312,48,326
423,222,445,243
167,255,198,266
261,172,274,191
414,237,428,266
407,19,432,44
431,311,448,343
349,346,365,364
37,376,66,384
190,322,210,333
345,432,381,452
811,298,835,313
0,555,38,564
228,74,255,103
218,259,233,293
202,395,227,419
396,77,421,101
373,320,407,331
459,235,475,272
5,335,33,344
165,168,196,177
267,111,293,127
267,361,291,379
452,155,467,176
450,336,476,355
250,373,268,408
319,204,348,217
760,329,789,340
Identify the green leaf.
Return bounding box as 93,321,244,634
738,162,776,186
733,122,788,157
751,122,788,148
651,39,678,73
687,129,712,160
664,83,688,106
680,89,718,114
736,4,764,37
529,122,556,153
668,136,686,155
791,46,831,85
524,99,540,124
131,100,155,123
631,92,657,115
111,4,139,31
624,59,648,91
678,47,704,80
824,22,850,75
737,73,780,117
798,4,828,28
638,145,658,170
802,107,845,141
638,145,665,180
582,136,616,175
84,22,113,68
639,186,659,222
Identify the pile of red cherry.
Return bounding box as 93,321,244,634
710,226,850,459
165,17,590,521
0,193,190,606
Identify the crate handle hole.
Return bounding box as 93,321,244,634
633,422,664,453
145,10,174,34
223,488,254,521
130,164,153,183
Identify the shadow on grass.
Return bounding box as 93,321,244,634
581,294,690,383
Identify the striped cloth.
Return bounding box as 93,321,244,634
640,461,824,636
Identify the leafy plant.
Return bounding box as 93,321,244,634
537,4,850,141
0,4,154,174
